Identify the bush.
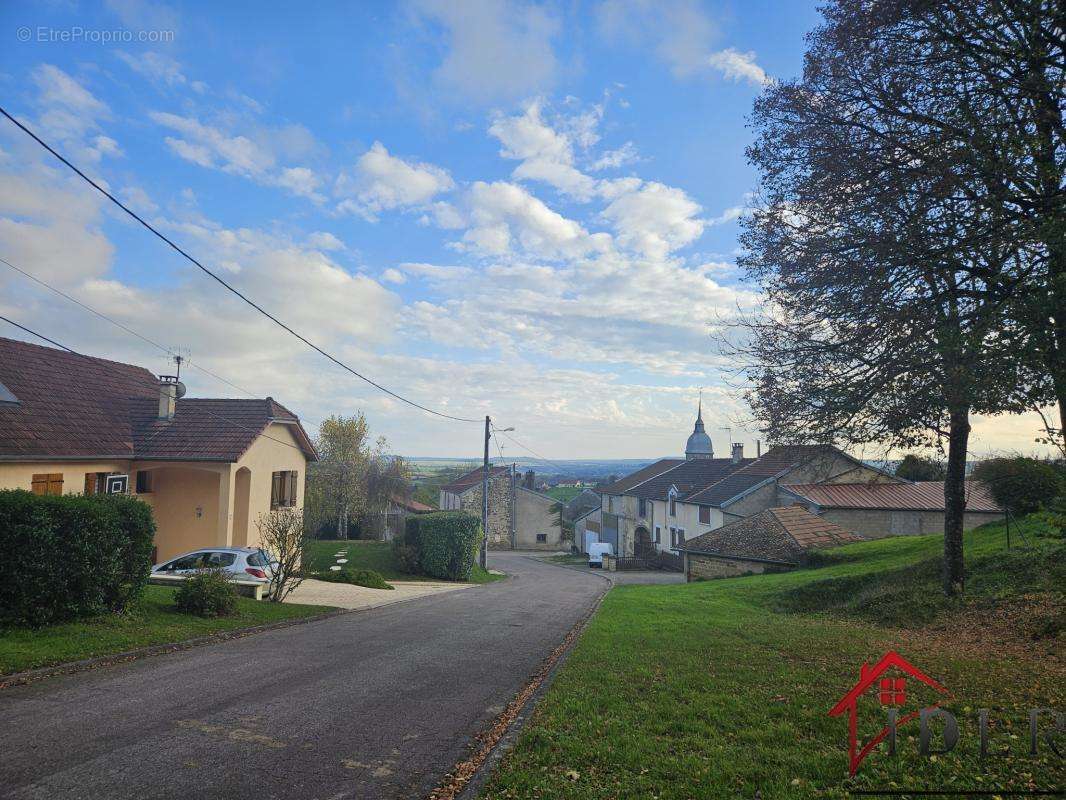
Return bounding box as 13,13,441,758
0,490,156,627
895,453,946,481
392,514,426,575
412,511,483,581
173,570,238,617
972,457,1064,516
317,567,394,590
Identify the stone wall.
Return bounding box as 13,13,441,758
685,552,774,581
515,488,564,550
818,508,1002,538
457,471,514,549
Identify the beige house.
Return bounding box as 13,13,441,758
439,465,563,550
0,337,317,562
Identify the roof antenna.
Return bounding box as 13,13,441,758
720,427,733,446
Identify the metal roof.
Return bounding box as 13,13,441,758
782,481,1000,513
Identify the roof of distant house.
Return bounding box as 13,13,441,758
597,458,684,496
440,465,510,494
0,336,316,462
782,481,1000,513
563,488,601,520
389,494,434,513
679,506,864,564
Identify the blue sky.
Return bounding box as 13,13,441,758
0,0,1048,460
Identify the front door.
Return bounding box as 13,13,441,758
634,526,652,557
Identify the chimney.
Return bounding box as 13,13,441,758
731,442,744,463
157,375,178,420
523,469,535,490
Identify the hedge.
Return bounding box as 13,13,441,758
0,489,157,627
972,457,1064,517
401,511,483,581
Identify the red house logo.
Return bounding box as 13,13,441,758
828,651,950,775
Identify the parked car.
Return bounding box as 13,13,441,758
152,547,278,583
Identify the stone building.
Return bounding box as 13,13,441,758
439,465,563,550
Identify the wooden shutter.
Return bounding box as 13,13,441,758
698,505,710,524
33,473,63,496
270,472,281,509
287,471,298,507
84,473,96,495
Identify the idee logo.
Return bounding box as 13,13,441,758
827,650,1062,776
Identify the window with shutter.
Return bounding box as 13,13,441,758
287,471,298,507
32,473,63,496
271,472,282,509
698,505,710,524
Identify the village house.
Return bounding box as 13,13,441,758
595,401,1001,558
439,465,563,550
0,337,317,562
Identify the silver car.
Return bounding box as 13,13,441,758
151,547,277,584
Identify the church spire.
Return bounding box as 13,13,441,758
685,389,713,459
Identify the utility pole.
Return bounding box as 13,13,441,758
480,415,490,569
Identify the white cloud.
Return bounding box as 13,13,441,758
596,0,717,77
27,65,119,164
115,51,205,92
590,142,639,171
707,48,769,86
307,231,345,251
336,141,454,219
381,268,407,284
600,181,706,258
408,0,560,102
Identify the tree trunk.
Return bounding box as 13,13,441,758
942,402,971,596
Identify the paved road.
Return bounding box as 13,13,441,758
0,554,606,800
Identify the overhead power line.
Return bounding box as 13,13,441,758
0,106,481,425
0,255,258,400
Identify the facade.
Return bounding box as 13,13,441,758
596,403,907,558
780,481,1002,538
574,505,602,553
0,337,316,562
679,506,864,581
440,466,564,550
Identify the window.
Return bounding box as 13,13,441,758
271,470,298,509
165,552,209,571
135,470,153,493
31,473,63,496
698,505,711,524
654,526,661,543
676,528,685,546
638,498,647,517
879,677,906,706
83,472,107,495
206,552,237,568
247,551,269,567
669,527,677,547
536,533,547,543
669,498,677,516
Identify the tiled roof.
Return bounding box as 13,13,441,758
679,506,864,563
441,465,509,494
597,458,684,495
563,488,601,521
625,457,750,502
390,493,434,513
0,336,315,462
782,481,1000,513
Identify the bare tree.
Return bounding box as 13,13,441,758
256,508,308,603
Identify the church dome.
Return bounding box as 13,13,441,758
685,399,713,459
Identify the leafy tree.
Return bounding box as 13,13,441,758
895,455,947,482
312,414,372,539
972,457,1065,517
736,0,1053,595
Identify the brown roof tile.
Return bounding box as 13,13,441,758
441,465,509,494
0,337,315,462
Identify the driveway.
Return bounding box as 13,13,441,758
285,577,473,610
0,553,605,800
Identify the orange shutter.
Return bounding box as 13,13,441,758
31,474,48,495
288,471,298,507
84,473,96,495
33,474,63,495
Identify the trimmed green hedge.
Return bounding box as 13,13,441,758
400,511,483,581
317,567,394,590
0,489,156,627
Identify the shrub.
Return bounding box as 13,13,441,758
174,570,237,617
393,514,426,575
318,567,394,590
0,489,156,627
972,457,1064,516
414,511,483,581
894,453,946,481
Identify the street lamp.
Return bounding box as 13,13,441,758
481,419,514,569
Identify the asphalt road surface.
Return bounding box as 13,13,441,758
0,553,606,800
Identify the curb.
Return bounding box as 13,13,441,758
431,560,612,800
0,608,352,691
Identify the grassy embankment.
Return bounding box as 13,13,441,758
0,586,332,675
482,515,1064,799
305,539,504,584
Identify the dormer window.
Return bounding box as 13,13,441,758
668,486,678,516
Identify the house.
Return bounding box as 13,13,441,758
562,488,601,522
0,337,317,562
378,493,434,541
596,400,898,558
780,481,1002,538
564,488,603,553
439,465,563,550
678,506,865,580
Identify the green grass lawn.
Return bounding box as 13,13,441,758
482,517,1064,799
0,585,333,675
306,539,505,584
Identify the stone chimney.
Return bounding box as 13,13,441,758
731,442,744,463
157,375,178,420
523,470,535,490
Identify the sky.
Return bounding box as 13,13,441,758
0,0,1055,462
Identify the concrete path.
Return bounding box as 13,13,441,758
286,577,473,610
0,553,605,800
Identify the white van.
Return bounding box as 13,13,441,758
587,542,613,568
